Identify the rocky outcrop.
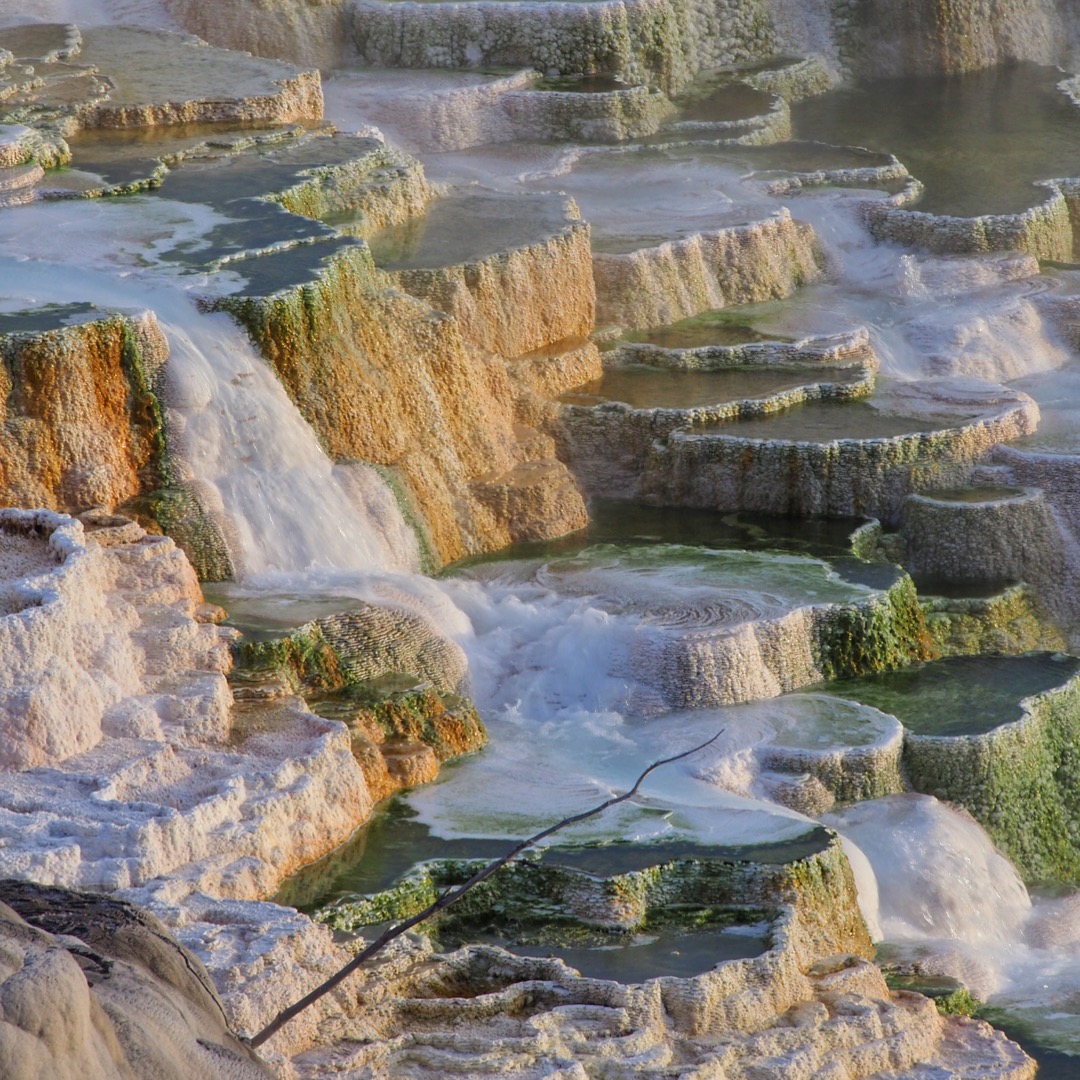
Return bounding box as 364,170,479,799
239,603,470,696
0,312,166,514
921,584,1067,657
593,209,825,330
645,379,1039,524
0,512,372,898
860,181,1076,260
0,25,323,146
219,242,588,566
0,880,272,1080
299,837,1032,1078
379,204,595,361
347,0,781,97
902,487,1076,620
559,330,876,499
163,0,352,71
834,0,1069,77
904,668,1080,884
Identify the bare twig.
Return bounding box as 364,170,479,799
247,727,723,1050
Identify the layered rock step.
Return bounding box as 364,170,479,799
0,160,41,206
0,23,322,141
456,541,931,709
0,511,373,903
299,834,1032,1079
231,596,486,805
819,651,1080,884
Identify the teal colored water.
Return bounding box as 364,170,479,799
559,364,860,409
792,64,1080,216
696,399,957,441
445,500,875,571
367,191,572,269
275,794,831,913
818,654,1080,737
441,923,771,982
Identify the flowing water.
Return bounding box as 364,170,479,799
10,10,1080,1069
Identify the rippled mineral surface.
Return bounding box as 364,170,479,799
7,2,1080,1078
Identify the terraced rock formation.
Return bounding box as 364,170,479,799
6,5,1080,1079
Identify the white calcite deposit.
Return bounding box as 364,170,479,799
0,510,371,898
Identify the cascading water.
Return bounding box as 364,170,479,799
10,3,1080,1074
0,199,420,582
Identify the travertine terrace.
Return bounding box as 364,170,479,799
6,1,1080,1077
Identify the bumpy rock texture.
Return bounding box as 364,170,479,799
289,840,1032,1078
0,880,271,1080
0,511,372,899
0,312,166,515
220,240,590,566
593,209,825,330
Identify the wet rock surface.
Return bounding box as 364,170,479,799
5,3,1080,1078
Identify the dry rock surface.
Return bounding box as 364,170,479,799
0,879,272,1080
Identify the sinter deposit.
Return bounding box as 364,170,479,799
11,1,1080,1078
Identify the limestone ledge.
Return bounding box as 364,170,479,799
0,508,220,770
508,336,605,432
759,154,910,197
271,139,435,239
163,0,353,71
992,443,1080,606
901,486,1078,622
239,604,470,696
0,25,323,151
326,66,675,155
559,330,876,499
834,0,1069,78
921,584,1067,658
742,54,837,101
634,570,928,708
904,668,1080,884
503,80,677,143
236,603,485,802
593,208,825,330
217,242,588,566
331,685,488,804
756,706,907,817
294,838,1032,1078
668,90,792,145
859,178,1078,260
0,121,66,171
347,0,782,97
644,380,1039,524
378,199,596,360
0,511,372,900
0,310,167,515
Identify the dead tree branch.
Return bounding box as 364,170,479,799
247,727,724,1050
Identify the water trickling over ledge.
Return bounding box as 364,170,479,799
5,2,1080,1077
